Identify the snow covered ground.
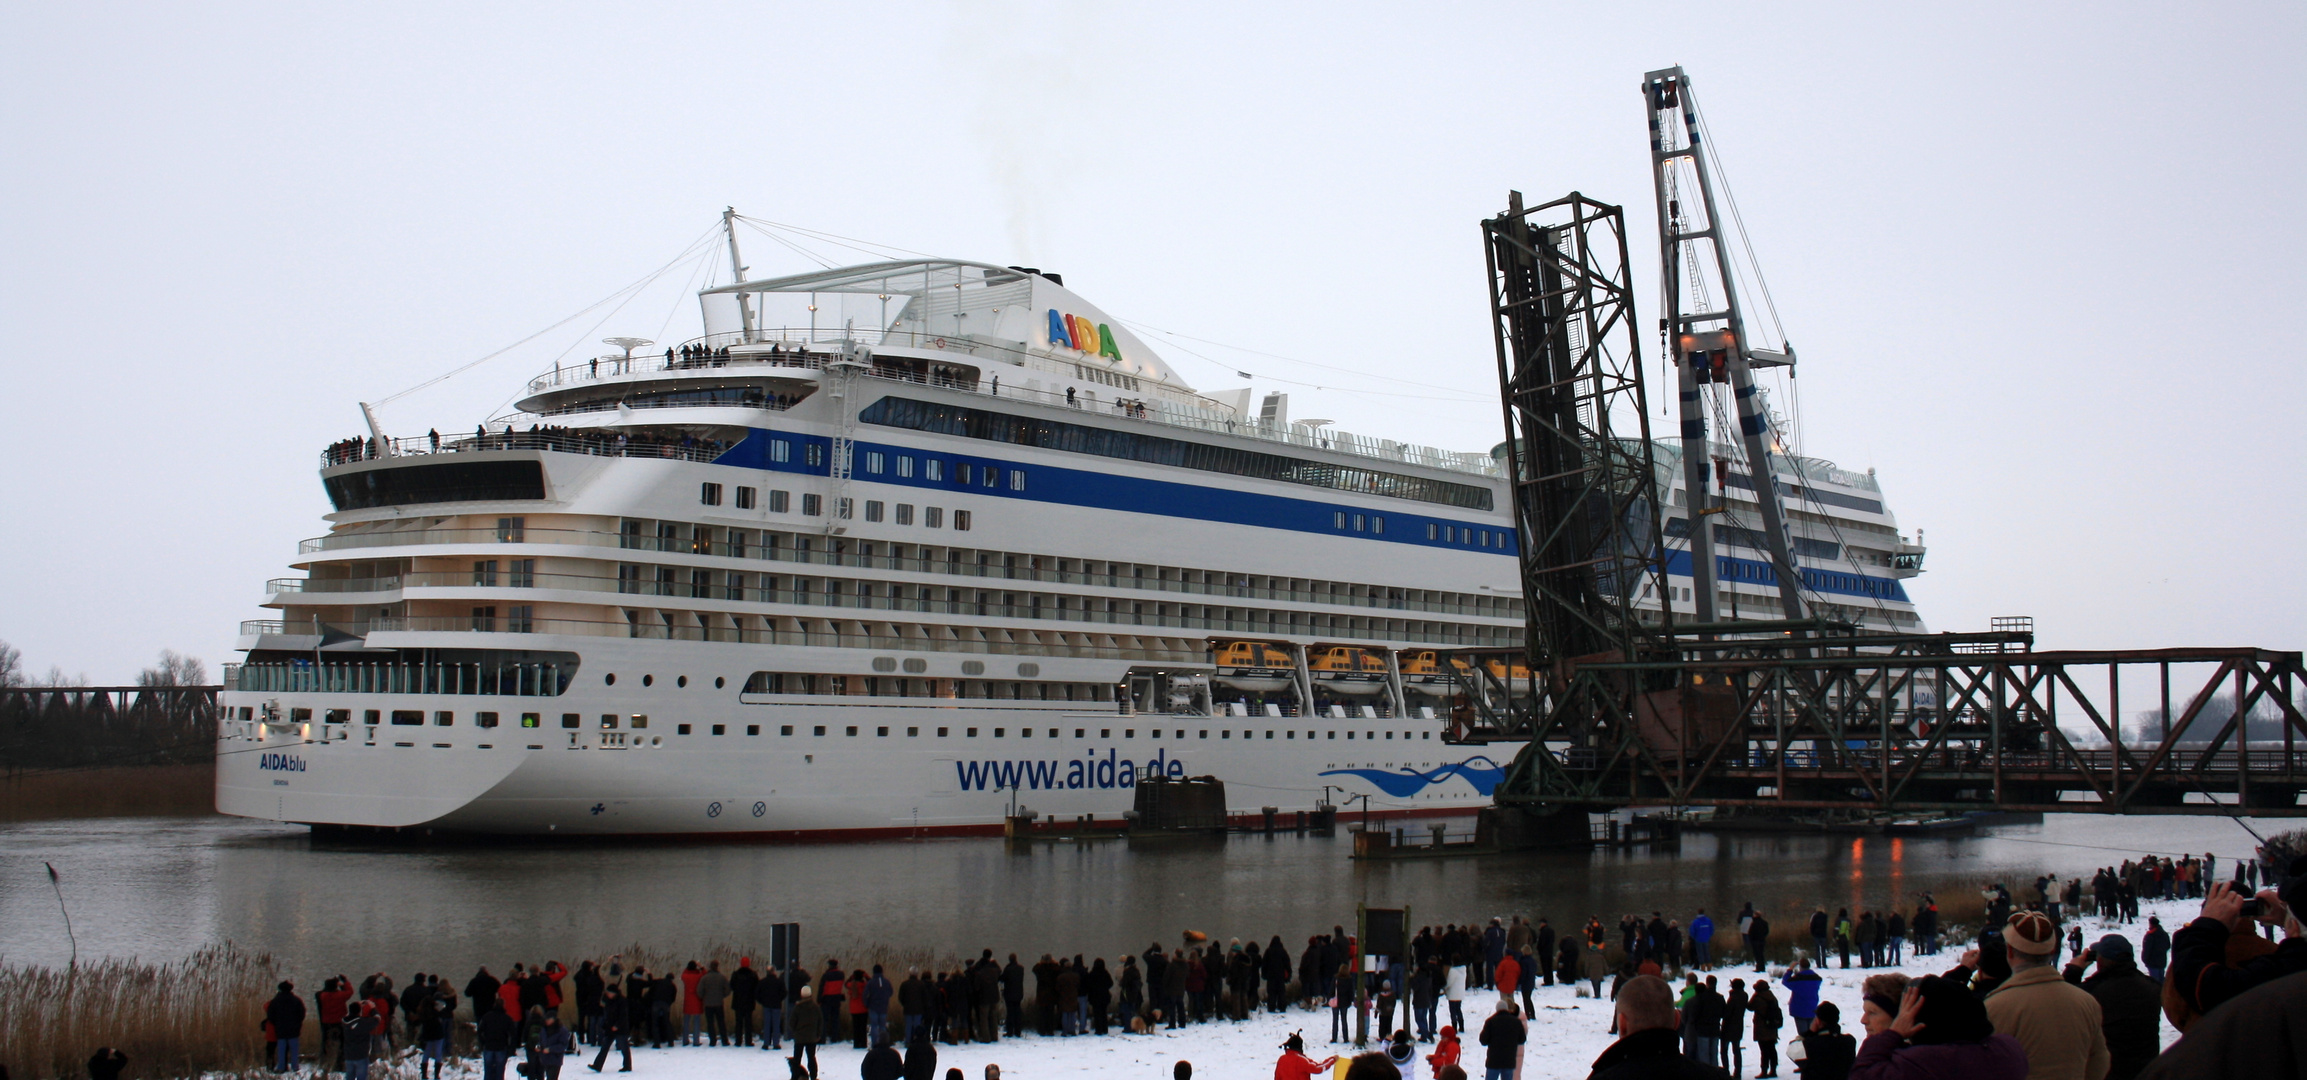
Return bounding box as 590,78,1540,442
338,898,2203,1080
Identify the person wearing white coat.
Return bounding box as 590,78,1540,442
1445,964,1468,1032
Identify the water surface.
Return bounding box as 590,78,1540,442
0,811,2272,977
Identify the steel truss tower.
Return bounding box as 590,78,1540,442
1482,191,1675,687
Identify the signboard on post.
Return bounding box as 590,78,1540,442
768,922,801,971
1356,904,1410,1048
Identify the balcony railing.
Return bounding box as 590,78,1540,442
249,615,1203,662
283,530,1518,619
268,576,403,594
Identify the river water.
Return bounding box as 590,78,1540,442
0,812,2276,977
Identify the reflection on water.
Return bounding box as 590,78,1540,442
0,812,2272,977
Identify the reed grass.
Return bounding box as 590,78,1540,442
0,944,278,1080
0,764,216,822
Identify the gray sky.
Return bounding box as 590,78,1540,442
4,2,2300,682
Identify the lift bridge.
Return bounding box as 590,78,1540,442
1464,178,2305,838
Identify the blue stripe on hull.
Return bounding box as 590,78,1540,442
713,427,1522,556
1661,549,1910,602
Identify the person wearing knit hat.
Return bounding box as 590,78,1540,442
1984,910,2109,1080
2062,934,2160,1080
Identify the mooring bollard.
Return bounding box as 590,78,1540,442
1262,806,1277,834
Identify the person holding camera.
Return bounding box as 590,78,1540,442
2168,877,2307,1019
2062,935,2161,1080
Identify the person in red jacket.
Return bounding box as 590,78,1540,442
681,962,707,1046
318,976,355,1070
498,976,525,1040
1274,1032,1336,1080
542,962,568,1012
846,970,869,1049
1425,1025,1460,1079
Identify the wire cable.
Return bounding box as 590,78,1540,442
373,222,724,408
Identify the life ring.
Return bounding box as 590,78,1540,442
930,337,948,349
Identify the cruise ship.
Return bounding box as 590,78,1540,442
216,246,1928,837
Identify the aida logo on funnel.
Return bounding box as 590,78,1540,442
1047,309,1125,363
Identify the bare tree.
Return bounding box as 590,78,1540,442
0,639,20,689
137,649,208,688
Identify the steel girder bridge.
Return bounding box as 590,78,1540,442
1452,630,2307,817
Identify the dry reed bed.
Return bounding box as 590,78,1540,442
0,764,217,821
0,945,278,1080
0,937,971,1080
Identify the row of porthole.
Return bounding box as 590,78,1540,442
603,666,1040,687
603,673,729,689
870,657,1038,677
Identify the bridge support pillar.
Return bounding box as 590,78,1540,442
1478,805,1590,849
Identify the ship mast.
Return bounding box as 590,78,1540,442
723,207,756,341
1643,66,1806,623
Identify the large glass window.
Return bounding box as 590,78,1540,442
859,396,1493,510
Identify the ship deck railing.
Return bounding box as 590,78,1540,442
321,430,725,468
283,534,1514,618
518,329,1502,479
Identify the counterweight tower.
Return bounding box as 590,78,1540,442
1482,192,1674,676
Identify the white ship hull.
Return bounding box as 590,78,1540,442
218,636,1519,837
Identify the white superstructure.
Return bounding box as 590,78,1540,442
216,253,1926,837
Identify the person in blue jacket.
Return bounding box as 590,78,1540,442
1692,910,1717,970
1784,959,1823,1030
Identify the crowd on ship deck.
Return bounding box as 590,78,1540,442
322,425,721,466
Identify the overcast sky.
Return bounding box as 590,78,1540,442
3,2,2300,682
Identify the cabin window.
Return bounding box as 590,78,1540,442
802,494,823,516
926,459,944,482
770,490,790,513
896,504,915,525
1335,512,1347,529
898,456,915,478
953,510,971,531
865,501,885,523
770,439,791,463
865,451,885,474
701,482,723,506
1009,470,1027,491
735,486,757,509
805,444,825,468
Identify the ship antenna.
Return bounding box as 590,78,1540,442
723,207,757,341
